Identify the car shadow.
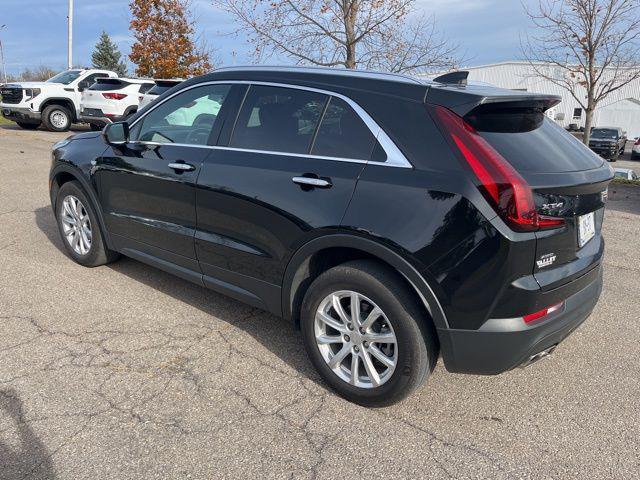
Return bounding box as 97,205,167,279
0,389,56,480
33,206,319,386
0,124,89,132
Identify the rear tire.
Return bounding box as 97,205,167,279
42,105,72,132
300,260,438,407
16,122,39,130
54,181,120,267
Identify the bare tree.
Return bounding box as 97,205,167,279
522,0,640,144
212,0,459,74
7,66,57,82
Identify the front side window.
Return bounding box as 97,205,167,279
132,84,230,146
230,85,327,154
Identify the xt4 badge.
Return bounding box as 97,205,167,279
536,253,556,269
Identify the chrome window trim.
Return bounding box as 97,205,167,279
128,80,413,169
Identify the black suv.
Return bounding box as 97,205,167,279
49,67,612,406
588,127,627,161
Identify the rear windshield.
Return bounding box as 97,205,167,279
466,108,603,173
591,128,618,139
89,80,128,91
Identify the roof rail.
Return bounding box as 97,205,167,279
213,65,424,85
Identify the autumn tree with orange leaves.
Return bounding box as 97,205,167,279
129,0,212,78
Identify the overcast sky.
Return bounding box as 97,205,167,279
0,0,536,75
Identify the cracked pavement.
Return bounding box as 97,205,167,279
0,125,639,479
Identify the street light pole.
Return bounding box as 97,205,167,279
67,0,73,69
0,25,7,85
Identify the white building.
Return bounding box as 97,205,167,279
427,61,640,138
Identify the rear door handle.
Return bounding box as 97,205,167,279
168,162,195,172
292,176,332,188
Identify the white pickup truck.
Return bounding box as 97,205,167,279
0,68,118,131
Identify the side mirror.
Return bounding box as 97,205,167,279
77,81,90,92
103,122,129,145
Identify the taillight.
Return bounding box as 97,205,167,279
102,93,127,100
635,138,640,145
523,302,564,323
430,105,564,232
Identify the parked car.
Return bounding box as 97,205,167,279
80,78,155,130
0,68,118,131
48,67,613,406
588,127,627,161
631,137,640,159
138,79,183,109
614,168,638,181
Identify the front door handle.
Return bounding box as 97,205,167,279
292,176,332,188
168,162,195,172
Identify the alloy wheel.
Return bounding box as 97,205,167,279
60,195,92,255
50,110,68,129
314,290,397,388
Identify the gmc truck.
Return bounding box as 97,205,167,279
0,69,118,132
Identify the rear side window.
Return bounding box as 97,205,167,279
311,97,377,160
230,85,327,154
467,107,603,173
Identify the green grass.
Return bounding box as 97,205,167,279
611,177,640,186
0,116,15,126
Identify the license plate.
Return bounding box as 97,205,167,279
578,212,595,248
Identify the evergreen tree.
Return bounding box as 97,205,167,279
91,31,128,76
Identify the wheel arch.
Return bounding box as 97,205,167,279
50,164,113,250
41,98,77,122
282,234,449,331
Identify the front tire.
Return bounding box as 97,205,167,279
42,105,72,132
300,260,438,407
55,181,119,267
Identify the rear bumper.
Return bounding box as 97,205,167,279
1,106,41,124
80,109,125,126
438,264,602,374
80,115,114,126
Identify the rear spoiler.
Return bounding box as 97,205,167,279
426,81,561,117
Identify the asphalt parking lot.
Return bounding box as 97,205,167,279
0,124,639,480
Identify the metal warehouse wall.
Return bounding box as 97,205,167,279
423,62,640,137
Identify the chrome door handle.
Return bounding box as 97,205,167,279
168,162,195,172
292,176,332,188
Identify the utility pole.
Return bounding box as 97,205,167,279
67,0,73,69
0,25,7,85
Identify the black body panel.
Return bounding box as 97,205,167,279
94,143,210,271
195,149,364,286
